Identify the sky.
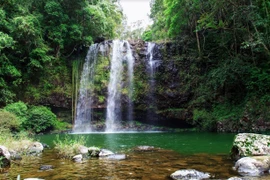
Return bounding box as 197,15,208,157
119,0,152,27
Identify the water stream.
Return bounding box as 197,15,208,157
1,132,250,180
73,44,100,133
105,40,134,132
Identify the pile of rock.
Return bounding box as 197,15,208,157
72,145,126,163
0,141,44,169
231,133,270,177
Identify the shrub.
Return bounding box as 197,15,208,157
0,110,21,132
192,109,215,131
24,106,57,133
4,101,28,124
54,135,88,159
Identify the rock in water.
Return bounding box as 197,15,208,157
0,145,11,168
133,146,156,152
101,154,126,160
233,156,270,176
231,133,270,160
98,149,114,157
72,154,83,162
39,165,54,170
28,142,44,154
170,169,211,180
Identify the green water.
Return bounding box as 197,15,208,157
38,132,235,154
2,132,242,179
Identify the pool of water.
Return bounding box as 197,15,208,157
39,131,236,154
0,132,259,179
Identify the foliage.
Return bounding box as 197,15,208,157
23,106,57,133
148,0,270,131
4,101,28,122
54,135,88,159
0,0,122,105
0,110,21,132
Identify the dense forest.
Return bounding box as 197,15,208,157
1,0,270,133
142,0,270,131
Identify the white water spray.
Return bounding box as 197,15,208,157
73,44,99,132
105,40,134,132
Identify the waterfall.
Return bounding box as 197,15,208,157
105,40,134,132
126,42,134,123
73,44,100,132
147,42,161,112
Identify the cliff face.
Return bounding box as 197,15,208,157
39,40,195,128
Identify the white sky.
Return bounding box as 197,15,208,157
119,0,152,27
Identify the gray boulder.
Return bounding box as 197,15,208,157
98,149,114,157
28,142,44,154
78,145,88,154
72,154,83,162
233,156,270,176
170,169,211,180
101,154,126,160
231,133,270,160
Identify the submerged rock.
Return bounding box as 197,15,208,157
231,133,270,160
170,169,211,180
39,165,54,170
134,146,156,152
233,156,270,176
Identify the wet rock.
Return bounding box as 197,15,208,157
170,169,211,180
231,133,270,160
88,147,100,157
72,154,83,162
24,178,45,180
102,154,126,160
0,145,11,168
227,177,252,180
98,149,114,157
39,165,54,170
78,145,88,154
42,143,50,149
28,142,44,154
233,156,270,176
134,146,156,152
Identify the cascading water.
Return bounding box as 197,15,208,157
105,40,134,132
73,44,100,132
147,42,161,114
126,42,134,123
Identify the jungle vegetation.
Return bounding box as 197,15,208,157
143,0,270,130
1,0,270,132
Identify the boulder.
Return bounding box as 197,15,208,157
233,156,270,176
170,169,211,180
133,146,156,152
72,154,83,162
98,149,114,157
231,133,270,160
28,142,44,154
0,145,11,168
88,147,100,157
101,154,126,160
78,145,88,154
